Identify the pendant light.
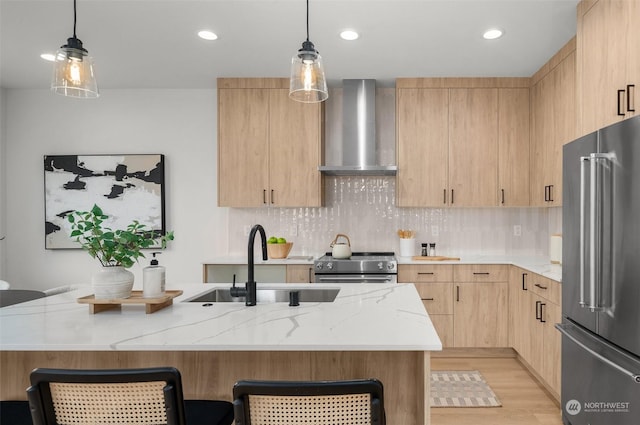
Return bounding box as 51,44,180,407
289,0,328,103
51,0,99,98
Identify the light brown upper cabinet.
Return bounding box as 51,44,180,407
396,79,530,207
396,87,449,207
578,0,640,135
529,40,576,207
449,88,499,206
217,78,324,207
498,89,530,206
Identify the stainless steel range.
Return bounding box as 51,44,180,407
313,252,397,284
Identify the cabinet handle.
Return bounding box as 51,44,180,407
535,300,541,321
627,84,636,112
473,272,490,275
417,272,434,275
443,189,447,204
270,189,274,204
456,286,460,302
308,267,313,283
540,303,547,323
424,297,435,301
522,273,528,291
263,189,267,204
501,189,505,205
548,185,554,202
534,283,548,290
544,185,549,202
618,89,626,116
451,189,455,204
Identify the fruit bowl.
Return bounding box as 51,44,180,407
267,242,293,259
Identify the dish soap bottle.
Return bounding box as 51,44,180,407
143,252,165,298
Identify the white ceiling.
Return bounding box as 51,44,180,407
0,0,579,90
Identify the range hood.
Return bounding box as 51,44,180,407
319,79,397,176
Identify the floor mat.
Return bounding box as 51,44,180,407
430,370,502,407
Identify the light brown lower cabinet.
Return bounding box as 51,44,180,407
402,263,561,399
285,265,314,283
509,267,562,398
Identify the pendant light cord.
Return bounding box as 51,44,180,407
306,0,309,42
73,0,77,38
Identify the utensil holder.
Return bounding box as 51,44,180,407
399,238,416,257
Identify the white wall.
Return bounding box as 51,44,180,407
4,89,228,290
0,88,6,279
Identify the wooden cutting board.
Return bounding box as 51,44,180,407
411,256,460,261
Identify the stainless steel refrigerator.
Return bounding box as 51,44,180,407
559,115,640,425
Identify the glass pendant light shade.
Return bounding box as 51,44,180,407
51,0,99,99
51,38,99,98
289,41,328,103
289,0,328,103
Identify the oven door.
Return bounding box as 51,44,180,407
314,274,397,284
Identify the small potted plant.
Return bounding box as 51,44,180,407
68,204,174,299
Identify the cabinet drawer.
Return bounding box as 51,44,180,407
415,282,453,314
529,274,561,305
398,265,453,283
453,264,508,282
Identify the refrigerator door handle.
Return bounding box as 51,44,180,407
579,156,588,308
580,153,614,312
556,323,640,384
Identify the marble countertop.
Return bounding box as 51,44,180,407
0,283,441,352
206,255,562,282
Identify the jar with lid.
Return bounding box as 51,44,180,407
421,243,429,256
429,243,436,257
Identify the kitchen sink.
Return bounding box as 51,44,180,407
185,287,340,303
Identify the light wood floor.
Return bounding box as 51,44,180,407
431,357,563,425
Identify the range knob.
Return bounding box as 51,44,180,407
377,262,384,270
315,263,323,270
387,263,395,270
326,262,334,270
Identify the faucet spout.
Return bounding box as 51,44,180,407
245,224,267,306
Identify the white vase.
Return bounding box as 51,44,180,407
92,266,134,299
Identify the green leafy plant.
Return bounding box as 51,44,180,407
68,204,174,268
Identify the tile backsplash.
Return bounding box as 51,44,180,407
228,176,554,257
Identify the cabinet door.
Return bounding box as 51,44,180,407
286,265,314,283
449,88,498,206
542,300,562,396
498,88,530,206
530,72,556,206
396,88,449,207
427,313,454,348
453,281,508,347
218,88,269,207
509,268,531,356
580,0,628,134
269,90,323,207
626,0,640,120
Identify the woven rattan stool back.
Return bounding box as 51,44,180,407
27,367,187,425
233,379,385,425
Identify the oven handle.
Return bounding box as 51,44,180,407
315,276,397,283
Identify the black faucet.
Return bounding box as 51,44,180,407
230,224,267,306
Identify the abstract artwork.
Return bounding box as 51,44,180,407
44,154,165,249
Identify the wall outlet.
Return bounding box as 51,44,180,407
513,225,522,237
431,225,439,237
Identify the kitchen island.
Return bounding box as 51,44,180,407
0,283,440,424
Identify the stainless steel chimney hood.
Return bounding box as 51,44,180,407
319,79,397,176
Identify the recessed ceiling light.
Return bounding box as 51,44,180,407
340,30,359,41
198,30,218,41
40,53,56,62
483,28,504,40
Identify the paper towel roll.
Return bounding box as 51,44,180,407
550,234,562,264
